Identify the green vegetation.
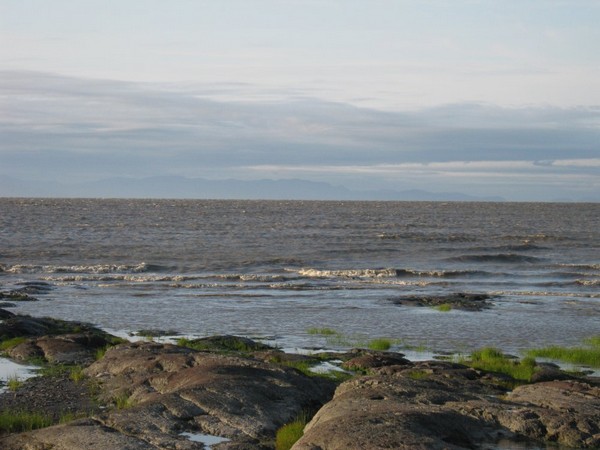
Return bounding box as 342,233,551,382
584,336,600,347
405,369,430,380
0,410,53,433
92,337,125,361
402,343,429,352
269,355,352,383
270,358,316,377
321,370,353,383
33,363,85,383
312,330,404,352
0,337,27,352
0,408,89,433
37,363,70,377
7,374,23,391
176,336,266,353
69,365,85,382
463,347,538,382
526,336,600,368
435,303,452,312
113,392,134,410
95,346,109,361
367,338,393,351
275,413,309,450
307,327,338,336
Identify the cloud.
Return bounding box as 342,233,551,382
0,71,598,200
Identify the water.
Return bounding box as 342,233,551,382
180,431,230,448
0,358,39,393
0,199,598,354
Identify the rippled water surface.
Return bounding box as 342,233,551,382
1,199,598,353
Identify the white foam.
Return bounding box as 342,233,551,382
298,268,399,278
6,262,150,274
576,279,600,286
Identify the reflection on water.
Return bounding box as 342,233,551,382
0,358,39,393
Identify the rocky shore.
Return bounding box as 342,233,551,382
1,306,599,449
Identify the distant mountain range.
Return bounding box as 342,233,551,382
0,174,508,202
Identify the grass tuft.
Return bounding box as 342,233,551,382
271,358,316,377
275,413,308,450
37,364,70,377
526,336,600,368
6,375,23,391
269,356,352,383
463,347,538,382
307,327,338,336
0,410,53,433
367,338,393,351
435,303,452,312
113,392,133,410
6,377,21,392
176,336,262,353
69,365,85,382
405,369,430,380
95,346,109,361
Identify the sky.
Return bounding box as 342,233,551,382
1,0,599,201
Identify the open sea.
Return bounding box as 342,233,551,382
1,198,598,355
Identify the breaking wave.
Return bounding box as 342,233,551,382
295,268,488,279
3,262,156,274
576,279,600,286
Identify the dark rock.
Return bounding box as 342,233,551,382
14,281,54,294
134,329,180,337
8,332,114,364
179,335,272,352
6,340,45,360
86,341,332,448
390,292,493,311
0,291,38,302
254,349,318,365
293,361,600,450
0,311,122,364
0,314,104,340
0,307,16,319
530,365,577,383
1,340,335,449
342,350,411,372
294,361,508,450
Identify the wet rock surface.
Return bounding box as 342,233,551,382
8,332,114,364
0,309,121,364
341,349,411,371
390,292,494,311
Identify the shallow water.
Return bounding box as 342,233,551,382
0,358,39,393
1,199,598,354
180,431,230,448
